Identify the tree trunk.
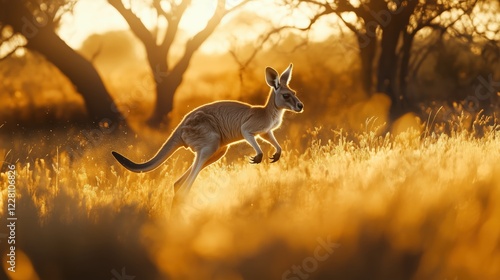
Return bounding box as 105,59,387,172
147,75,180,127
398,32,415,108
377,21,407,120
4,3,125,127
377,26,399,94
357,32,377,95
27,29,124,125
375,0,418,121
147,51,191,127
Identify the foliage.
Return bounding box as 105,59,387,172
276,0,500,119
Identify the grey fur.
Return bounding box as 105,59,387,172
112,63,303,201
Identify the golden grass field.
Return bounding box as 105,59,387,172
1,121,500,280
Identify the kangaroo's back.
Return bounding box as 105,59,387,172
180,101,253,145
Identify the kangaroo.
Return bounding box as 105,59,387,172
112,63,303,200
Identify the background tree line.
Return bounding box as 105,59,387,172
0,0,499,133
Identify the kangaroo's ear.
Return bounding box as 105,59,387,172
280,63,293,85
266,67,280,89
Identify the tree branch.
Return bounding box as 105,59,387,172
337,11,362,36
228,25,277,72
108,0,156,47
224,0,251,13
172,0,248,74
160,0,191,54
152,0,171,20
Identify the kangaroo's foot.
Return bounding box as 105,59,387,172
250,153,263,164
270,152,281,163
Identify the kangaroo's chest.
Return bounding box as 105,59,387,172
256,114,283,134
270,117,283,130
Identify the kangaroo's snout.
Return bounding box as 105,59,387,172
296,102,304,112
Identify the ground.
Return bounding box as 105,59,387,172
1,125,500,280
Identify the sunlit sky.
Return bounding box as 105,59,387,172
4,0,495,58
59,0,220,48
58,0,335,53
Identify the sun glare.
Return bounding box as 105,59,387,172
58,0,330,52
59,0,246,49
179,0,218,35
58,0,127,48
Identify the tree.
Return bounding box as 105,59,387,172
107,0,250,127
279,0,487,120
0,0,125,128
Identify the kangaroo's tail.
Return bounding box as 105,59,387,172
112,131,183,173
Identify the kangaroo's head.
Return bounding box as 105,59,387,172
265,64,304,113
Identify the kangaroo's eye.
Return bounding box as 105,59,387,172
282,94,290,99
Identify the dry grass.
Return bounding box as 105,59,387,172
1,124,500,280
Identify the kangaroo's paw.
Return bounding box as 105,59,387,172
270,152,281,163
250,153,263,164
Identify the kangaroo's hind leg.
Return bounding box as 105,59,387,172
171,112,220,214
176,144,220,198
173,146,228,193
171,143,220,215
